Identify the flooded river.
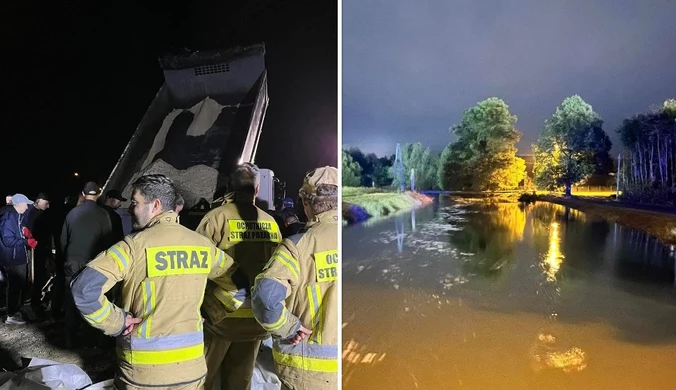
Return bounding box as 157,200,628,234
342,198,676,390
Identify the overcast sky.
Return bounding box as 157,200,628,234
343,0,676,157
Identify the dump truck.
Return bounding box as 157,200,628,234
101,44,285,230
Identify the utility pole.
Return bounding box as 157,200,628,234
394,143,405,192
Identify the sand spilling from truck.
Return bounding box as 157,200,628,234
124,96,227,208
142,97,224,171
185,96,224,137
121,159,218,208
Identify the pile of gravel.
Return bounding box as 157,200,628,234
121,159,219,208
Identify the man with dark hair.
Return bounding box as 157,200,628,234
0,194,38,325
197,162,282,390
280,208,305,238
252,166,339,390
60,181,114,347
71,174,245,390
272,198,305,238
49,193,80,319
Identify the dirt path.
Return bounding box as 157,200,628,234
0,311,114,382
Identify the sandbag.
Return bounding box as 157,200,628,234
0,358,95,390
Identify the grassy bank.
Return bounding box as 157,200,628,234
342,187,434,223
537,195,676,246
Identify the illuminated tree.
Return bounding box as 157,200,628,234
533,95,612,195
438,97,526,191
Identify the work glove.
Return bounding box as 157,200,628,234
27,238,38,249
22,227,33,239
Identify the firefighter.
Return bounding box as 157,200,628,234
197,162,282,390
251,166,339,390
70,174,247,390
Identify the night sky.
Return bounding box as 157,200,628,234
343,0,676,157
1,1,337,201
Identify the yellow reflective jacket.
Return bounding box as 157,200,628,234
197,192,281,341
252,209,339,390
70,211,245,388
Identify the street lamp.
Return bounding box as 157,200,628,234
74,172,79,177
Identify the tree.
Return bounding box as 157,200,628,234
372,156,393,187
438,97,526,191
533,95,612,195
618,99,676,189
343,147,394,187
390,142,438,190
437,142,471,190
342,150,362,186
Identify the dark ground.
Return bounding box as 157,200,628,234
0,304,115,382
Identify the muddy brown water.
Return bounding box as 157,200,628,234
342,198,676,390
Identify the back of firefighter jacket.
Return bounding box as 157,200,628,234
197,192,282,341
252,209,339,389
70,211,246,388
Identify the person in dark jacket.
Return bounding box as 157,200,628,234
100,189,125,243
60,182,113,347
0,194,38,325
0,195,12,303
49,194,79,319
23,192,51,317
280,208,306,238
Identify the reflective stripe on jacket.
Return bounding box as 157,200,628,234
197,191,281,341
252,209,339,389
70,211,245,387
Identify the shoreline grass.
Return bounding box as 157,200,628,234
342,187,433,223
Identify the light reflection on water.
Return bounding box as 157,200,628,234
342,199,676,389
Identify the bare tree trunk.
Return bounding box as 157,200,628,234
638,146,645,184
658,134,663,184
632,151,638,184
668,137,675,187
649,141,655,183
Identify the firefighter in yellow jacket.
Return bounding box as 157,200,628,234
197,163,282,390
71,174,246,390
251,166,339,390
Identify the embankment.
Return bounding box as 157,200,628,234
342,187,434,224
537,195,676,246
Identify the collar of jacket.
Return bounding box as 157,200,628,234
306,208,338,228
223,191,256,205
145,210,179,229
